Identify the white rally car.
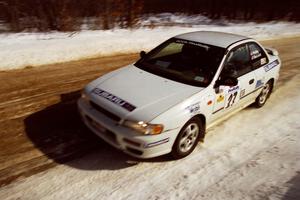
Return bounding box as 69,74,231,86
78,31,281,159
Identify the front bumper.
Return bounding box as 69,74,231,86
77,98,179,158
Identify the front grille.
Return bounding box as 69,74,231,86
90,101,121,122
103,129,117,144
85,115,117,144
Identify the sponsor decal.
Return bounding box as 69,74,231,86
92,88,136,112
186,102,200,113
255,80,264,88
217,94,224,103
250,50,262,60
264,60,279,72
144,138,170,148
207,100,213,105
175,39,209,49
226,91,238,108
261,58,267,65
240,89,246,98
228,85,239,93
240,87,265,100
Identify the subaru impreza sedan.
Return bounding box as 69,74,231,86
78,31,281,159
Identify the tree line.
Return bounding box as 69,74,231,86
0,0,299,32
0,0,143,32
144,0,300,21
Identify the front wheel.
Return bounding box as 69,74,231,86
171,118,204,159
254,81,272,108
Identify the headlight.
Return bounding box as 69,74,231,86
123,120,164,135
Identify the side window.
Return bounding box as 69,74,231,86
248,43,268,69
221,44,252,78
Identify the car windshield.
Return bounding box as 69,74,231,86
135,38,226,87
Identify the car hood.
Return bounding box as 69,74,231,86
87,65,203,122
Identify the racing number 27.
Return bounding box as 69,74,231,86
226,92,238,108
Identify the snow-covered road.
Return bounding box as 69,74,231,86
0,37,299,200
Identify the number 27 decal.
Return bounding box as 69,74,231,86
226,92,238,108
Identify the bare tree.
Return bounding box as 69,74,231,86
0,0,299,32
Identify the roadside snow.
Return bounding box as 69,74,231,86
0,74,299,199
1,21,300,71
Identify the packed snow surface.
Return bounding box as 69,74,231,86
1,19,300,70
0,73,299,200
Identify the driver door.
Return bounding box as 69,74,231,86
212,44,256,119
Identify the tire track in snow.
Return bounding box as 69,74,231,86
1,74,298,200
0,37,300,199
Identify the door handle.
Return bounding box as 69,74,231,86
249,79,254,84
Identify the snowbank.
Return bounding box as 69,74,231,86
1,21,300,71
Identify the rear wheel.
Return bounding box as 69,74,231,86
254,81,272,107
171,118,204,159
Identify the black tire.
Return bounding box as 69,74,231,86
171,117,204,159
254,81,273,108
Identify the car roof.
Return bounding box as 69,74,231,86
174,31,250,48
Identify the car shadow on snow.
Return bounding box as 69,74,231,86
24,90,172,171
282,171,300,200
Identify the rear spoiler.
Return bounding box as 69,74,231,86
265,47,279,56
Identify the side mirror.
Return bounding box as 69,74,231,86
140,51,146,58
265,47,279,56
216,76,238,87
